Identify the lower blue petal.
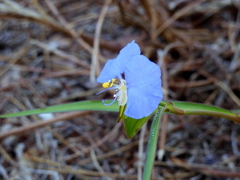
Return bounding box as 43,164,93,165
124,54,163,118
125,87,163,119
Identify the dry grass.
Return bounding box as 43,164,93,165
0,0,240,179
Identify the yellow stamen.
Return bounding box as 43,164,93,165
110,79,116,87
102,79,116,88
99,79,127,106
102,80,110,88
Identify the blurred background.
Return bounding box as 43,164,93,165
0,0,240,179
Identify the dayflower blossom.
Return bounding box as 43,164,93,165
97,41,163,119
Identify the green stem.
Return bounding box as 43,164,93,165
142,107,164,180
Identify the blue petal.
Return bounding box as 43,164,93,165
124,55,163,118
97,59,121,83
97,40,141,83
124,55,161,87
125,87,162,119
118,40,141,61
97,41,163,118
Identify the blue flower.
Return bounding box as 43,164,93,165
97,41,163,119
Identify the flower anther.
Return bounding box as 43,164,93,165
98,78,127,106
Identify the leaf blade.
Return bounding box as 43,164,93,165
0,100,118,118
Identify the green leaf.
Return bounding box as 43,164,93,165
162,101,240,124
122,101,240,138
1,100,239,139
0,100,119,118
122,110,157,139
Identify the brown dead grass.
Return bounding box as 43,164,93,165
0,0,240,179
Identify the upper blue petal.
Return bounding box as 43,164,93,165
124,55,163,119
124,55,161,87
97,40,140,83
118,40,141,61
97,59,121,83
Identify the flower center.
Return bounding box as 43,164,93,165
98,78,127,106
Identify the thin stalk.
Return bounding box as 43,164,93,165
142,107,164,180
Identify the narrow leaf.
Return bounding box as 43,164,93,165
164,101,240,123
0,100,118,118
